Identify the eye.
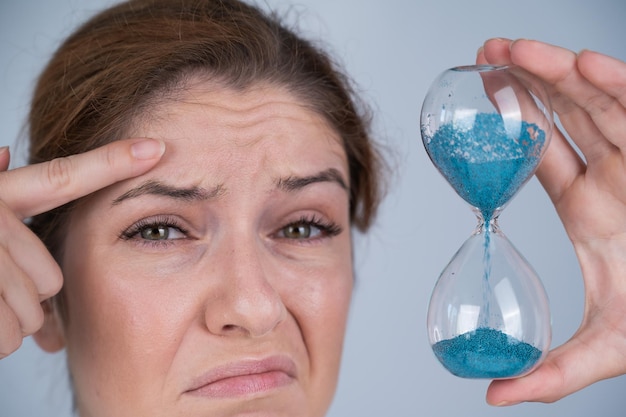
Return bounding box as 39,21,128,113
139,224,185,241
277,215,342,241
120,215,188,244
283,223,317,239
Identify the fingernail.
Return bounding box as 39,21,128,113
487,37,510,44
0,146,9,155
493,400,520,407
509,38,526,51
131,139,165,160
476,46,484,56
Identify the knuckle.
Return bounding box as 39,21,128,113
40,265,63,300
583,93,615,116
44,157,75,192
0,317,23,358
0,340,22,359
104,144,117,170
21,306,45,336
0,203,14,231
102,144,127,182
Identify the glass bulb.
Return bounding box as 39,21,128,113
421,65,553,379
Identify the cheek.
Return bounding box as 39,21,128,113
61,241,194,408
281,245,354,373
64,254,192,354
283,257,353,415
286,265,353,330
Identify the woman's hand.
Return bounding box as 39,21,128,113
478,38,626,405
0,138,164,358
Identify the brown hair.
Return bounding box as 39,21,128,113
28,0,385,262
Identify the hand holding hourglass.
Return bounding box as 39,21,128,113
470,38,626,407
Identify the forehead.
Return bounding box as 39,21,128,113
124,81,349,186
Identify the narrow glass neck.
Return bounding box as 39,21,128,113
474,208,501,234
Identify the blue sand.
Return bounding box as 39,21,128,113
432,327,542,378
426,113,546,378
425,112,546,220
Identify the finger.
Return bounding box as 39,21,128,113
0,147,10,172
578,49,626,108
507,40,618,160
534,124,586,206
0,298,22,358
478,38,553,134
478,63,553,143
0,247,44,336
0,205,63,300
576,49,626,147
478,38,513,66
0,138,165,219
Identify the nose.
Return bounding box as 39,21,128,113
204,235,286,338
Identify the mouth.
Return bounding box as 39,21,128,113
185,355,297,398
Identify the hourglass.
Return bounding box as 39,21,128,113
421,65,553,379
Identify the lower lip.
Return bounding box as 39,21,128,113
187,371,294,398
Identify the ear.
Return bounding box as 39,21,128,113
32,299,66,353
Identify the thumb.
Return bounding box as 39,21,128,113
486,322,625,405
0,147,10,172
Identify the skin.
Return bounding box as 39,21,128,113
37,81,353,417
478,38,626,406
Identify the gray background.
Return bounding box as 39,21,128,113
1,0,625,416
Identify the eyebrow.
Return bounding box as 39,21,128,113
111,168,349,206
276,168,349,193
111,180,224,206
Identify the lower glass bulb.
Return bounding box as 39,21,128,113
427,217,551,379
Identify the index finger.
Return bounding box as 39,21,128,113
485,39,622,153
0,138,165,219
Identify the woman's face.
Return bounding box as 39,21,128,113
57,82,353,417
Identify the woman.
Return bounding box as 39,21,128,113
2,1,382,415
0,0,625,415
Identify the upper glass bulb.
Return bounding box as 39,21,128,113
421,64,553,219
